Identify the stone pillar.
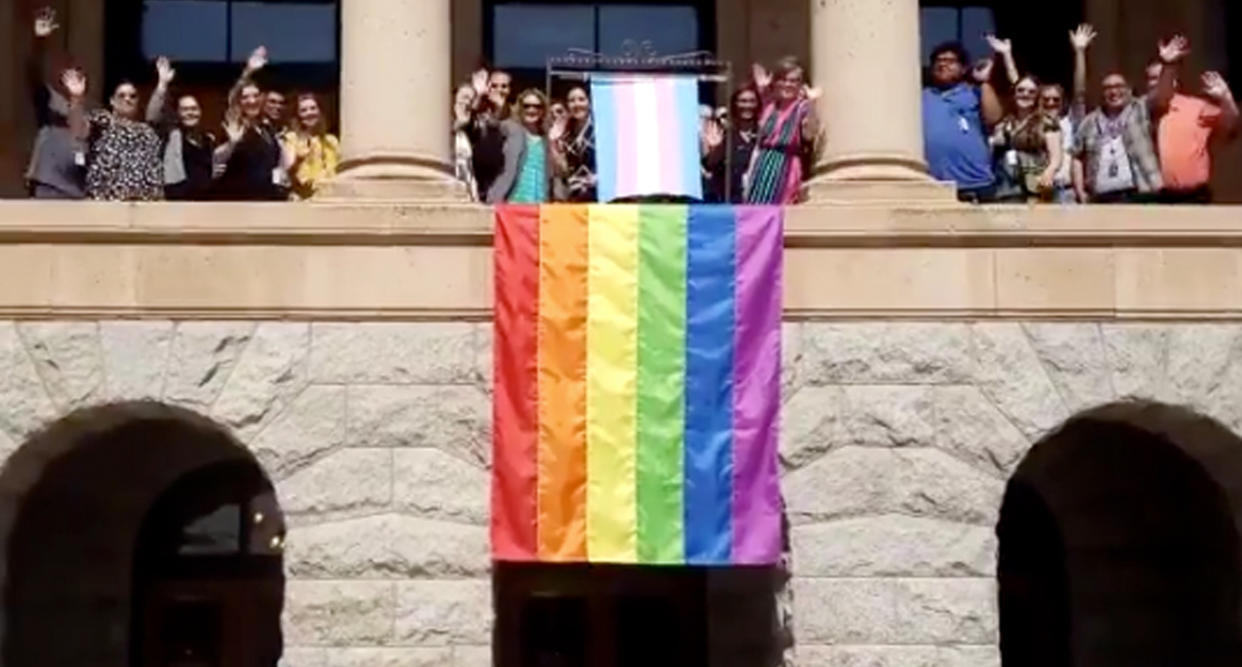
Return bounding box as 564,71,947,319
326,0,465,200
806,0,954,202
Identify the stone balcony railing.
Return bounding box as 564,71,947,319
2,201,1242,321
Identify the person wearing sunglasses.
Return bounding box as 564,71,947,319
990,75,1064,203
922,41,1005,203
493,88,555,203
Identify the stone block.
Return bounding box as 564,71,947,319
347,385,489,466
323,648,455,667
17,322,103,410
394,580,492,646
393,449,488,524
213,322,310,442
250,386,346,479
1022,323,1115,413
781,385,845,470
472,323,492,391
0,322,57,441
793,578,997,645
163,322,254,411
931,386,1030,476
310,323,476,384
840,385,937,448
450,646,492,667
782,321,803,398
801,323,973,385
283,581,396,646
100,321,173,401
971,323,1068,440
783,446,1003,526
278,448,391,518
1101,324,1168,401
279,648,327,667
285,514,488,579
792,515,996,577
794,645,1000,667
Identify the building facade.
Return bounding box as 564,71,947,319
0,1,1241,666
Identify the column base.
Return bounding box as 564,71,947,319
803,179,960,206
316,177,471,202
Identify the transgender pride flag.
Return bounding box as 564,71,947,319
590,74,703,202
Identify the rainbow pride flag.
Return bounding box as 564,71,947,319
491,204,783,566
590,74,703,202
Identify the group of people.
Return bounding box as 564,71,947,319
25,7,340,202
453,57,821,205
924,24,1238,204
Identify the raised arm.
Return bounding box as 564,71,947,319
986,35,1019,86
28,7,60,125
1069,24,1096,121
213,111,246,172
1149,35,1189,117
228,46,267,110
973,59,1005,127
145,56,175,124
61,69,89,142
752,63,774,103
1203,71,1239,140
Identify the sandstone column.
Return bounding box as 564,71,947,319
807,0,954,201
327,0,464,200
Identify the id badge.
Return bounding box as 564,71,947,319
272,168,288,186
1108,161,1119,178
73,151,86,167
958,116,971,133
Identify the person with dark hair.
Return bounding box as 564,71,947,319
922,40,1004,202
553,86,596,202
743,56,820,204
282,93,339,200
213,46,288,200
263,90,288,130
24,7,85,199
703,85,762,202
145,57,217,200
1143,46,1239,203
1072,30,1185,203
463,68,515,203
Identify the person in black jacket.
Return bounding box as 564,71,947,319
144,57,217,200
213,46,287,201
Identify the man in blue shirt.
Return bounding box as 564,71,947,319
922,42,1005,202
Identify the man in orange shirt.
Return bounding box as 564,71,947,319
1146,58,1238,203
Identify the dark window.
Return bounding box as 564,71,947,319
919,4,997,65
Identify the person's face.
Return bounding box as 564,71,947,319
776,67,803,102
1014,79,1038,111
1038,86,1064,118
489,72,512,103
297,97,321,129
1146,62,1163,93
240,84,263,120
264,91,286,122
177,95,202,127
111,83,139,118
735,90,760,122
550,101,567,123
931,51,965,86
520,93,545,130
1102,74,1131,111
567,88,590,121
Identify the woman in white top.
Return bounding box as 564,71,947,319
452,83,479,201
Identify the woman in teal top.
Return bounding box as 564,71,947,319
503,89,552,203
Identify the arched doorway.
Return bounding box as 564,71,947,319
998,404,1242,667
0,402,285,667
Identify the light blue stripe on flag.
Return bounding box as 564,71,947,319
672,76,703,200
590,76,620,203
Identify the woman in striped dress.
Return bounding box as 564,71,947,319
743,57,821,204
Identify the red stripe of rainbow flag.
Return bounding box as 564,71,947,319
491,204,783,566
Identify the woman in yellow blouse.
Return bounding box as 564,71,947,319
281,93,339,200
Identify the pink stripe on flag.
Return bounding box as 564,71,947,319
654,78,682,195
614,82,639,199
730,206,784,564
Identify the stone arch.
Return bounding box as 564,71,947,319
998,401,1242,666
0,400,284,667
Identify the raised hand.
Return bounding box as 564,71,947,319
1069,24,1097,51
155,56,176,86
245,46,268,74
471,68,489,96
34,6,58,38
802,86,822,102
972,58,995,84
752,63,773,91
1203,71,1233,101
223,112,245,144
985,34,1012,55
61,69,86,98
547,115,569,143
1158,35,1190,64
700,119,724,151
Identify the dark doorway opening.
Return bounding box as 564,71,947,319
494,562,782,667
998,417,1242,667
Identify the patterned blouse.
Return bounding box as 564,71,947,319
85,110,163,201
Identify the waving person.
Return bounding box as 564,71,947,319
145,57,216,200
214,46,287,200
282,93,340,200
743,57,821,204
66,65,163,200
24,7,85,199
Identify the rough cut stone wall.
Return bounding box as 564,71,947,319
3,320,1242,666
